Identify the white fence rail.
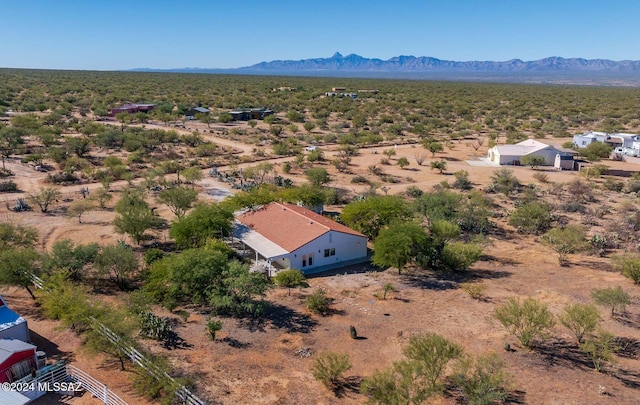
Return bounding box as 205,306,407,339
30,273,207,405
66,364,128,405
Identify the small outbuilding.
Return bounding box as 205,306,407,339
0,339,37,382
0,296,29,342
185,107,210,119
229,108,274,121
234,202,368,275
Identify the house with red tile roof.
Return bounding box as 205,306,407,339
235,202,368,274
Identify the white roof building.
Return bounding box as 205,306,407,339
487,139,563,166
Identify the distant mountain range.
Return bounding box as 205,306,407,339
130,53,640,86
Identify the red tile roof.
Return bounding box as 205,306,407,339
235,202,365,252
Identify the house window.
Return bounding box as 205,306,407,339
324,248,335,257
308,254,313,266
302,255,307,267
582,141,587,145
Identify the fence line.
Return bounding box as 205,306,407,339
66,364,128,405
30,273,206,405
17,361,128,405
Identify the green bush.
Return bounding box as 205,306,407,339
452,353,512,405
494,297,555,348
442,242,483,271
461,282,487,300
0,180,17,192
559,303,601,343
591,286,630,317
206,319,222,340
306,288,331,315
509,202,552,234
611,253,640,284
580,329,617,372
311,352,351,389
143,248,165,265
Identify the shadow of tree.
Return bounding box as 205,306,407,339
265,303,318,333
29,329,75,363
615,314,640,330
614,336,640,359
506,389,527,404
610,367,640,389
532,338,593,370
221,336,251,349
400,267,511,291
334,375,362,399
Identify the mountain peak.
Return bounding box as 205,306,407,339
331,52,343,58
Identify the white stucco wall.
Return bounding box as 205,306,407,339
526,148,558,165
286,231,367,273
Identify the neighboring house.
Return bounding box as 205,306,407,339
609,133,640,149
108,103,156,116
0,296,29,342
0,339,37,383
573,131,609,148
235,202,368,275
185,106,210,119
487,139,563,166
229,108,274,121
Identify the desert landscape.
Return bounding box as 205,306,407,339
1,71,640,405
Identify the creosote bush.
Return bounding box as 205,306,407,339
306,288,331,315
494,297,555,348
311,352,351,390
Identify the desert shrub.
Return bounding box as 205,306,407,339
580,329,617,372
452,170,472,190
361,333,463,402
0,180,17,192
559,201,586,213
602,177,624,192
591,286,630,317
509,202,552,234
143,248,165,265
567,179,594,202
47,171,79,184
626,179,640,193
532,172,549,183
442,242,483,271
451,353,512,405
559,303,601,343
611,253,640,284
206,318,222,340
273,269,307,295
405,185,423,198
542,224,587,265
307,149,324,162
306,289,331,315
490,169,521,195
351,175,370,184
460,282,487,300
311,352,351,389
494,297,555,348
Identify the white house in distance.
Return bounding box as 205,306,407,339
487,139,563,166
573,131,609,148
234,202,368,275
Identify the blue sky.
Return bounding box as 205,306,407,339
1,0,638,70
